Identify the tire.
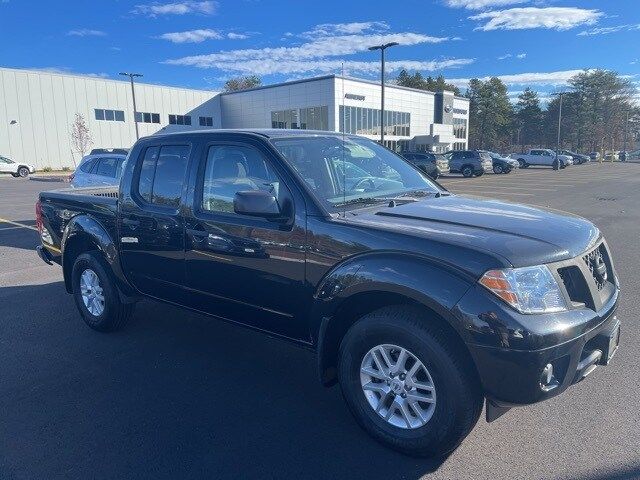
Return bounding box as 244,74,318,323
461,166,474,178
338,306,483,457
517,159,527,169
493,164,503,174
18,167,30,178
553,160,559,170
71,251,134,332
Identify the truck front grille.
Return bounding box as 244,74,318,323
555,240,616,311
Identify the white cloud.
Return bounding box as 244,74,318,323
168,32,450,63
470,7,603,31
169,58,474,76
165,22,471,77
498,52,526,60
158,29,222,43
444,0,527,9
578,24,640,36
132,1,217,16
301,21,389,37
67,29,106,37
28,67,110,78
448,69,590,89
226,32,249,40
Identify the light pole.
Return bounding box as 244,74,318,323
551,91,568,170
369,42,399,145
119,72,143,140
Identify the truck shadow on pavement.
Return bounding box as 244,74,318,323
0,220,39,252
1,281,447,480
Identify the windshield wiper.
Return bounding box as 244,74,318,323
332,197,388,208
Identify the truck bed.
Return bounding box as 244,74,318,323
39,186,120,254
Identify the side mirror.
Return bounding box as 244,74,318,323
234,190,282,219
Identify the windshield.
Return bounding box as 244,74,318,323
271,135,440,210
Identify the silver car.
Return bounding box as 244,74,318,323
70,153,127,188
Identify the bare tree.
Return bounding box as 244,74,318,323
70,113,92,164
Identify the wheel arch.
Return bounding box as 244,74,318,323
61,215,135,299
310,252,475,387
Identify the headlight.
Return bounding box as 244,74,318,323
479,265,568,314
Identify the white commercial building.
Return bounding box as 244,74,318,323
220,75,469,153
0,66,219,170
0,67,469,170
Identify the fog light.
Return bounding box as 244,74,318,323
540,363,559,392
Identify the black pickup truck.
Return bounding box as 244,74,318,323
36,129,621,457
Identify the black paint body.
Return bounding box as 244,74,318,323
37,129,620,409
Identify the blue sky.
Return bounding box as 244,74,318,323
1,0,638,100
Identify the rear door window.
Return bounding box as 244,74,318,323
136,145,190,208
95,157,119,177
80,158,97,173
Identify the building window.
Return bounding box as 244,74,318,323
453,117,467,140
271,106,328,130
453,142,467,151
169,114,192,126
95,109,125,122
199,116,214,127
135,111,161,124
339,106,410,137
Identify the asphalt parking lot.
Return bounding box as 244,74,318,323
1,162,639,480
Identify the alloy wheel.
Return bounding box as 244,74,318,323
80,268,105,316
360,344,437,429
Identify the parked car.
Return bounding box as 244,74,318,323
604,151,619,161
559,150,590,164
90,148,129,156
36,129,621,458
483,151,519,174
514,149,571,169
399,151,449,179
445,150,493,177
0,155,36,178
69,153,128,188
589,152,600,161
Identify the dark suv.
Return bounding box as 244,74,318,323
400,151,450,179
446,150,493,177
37,129,621,458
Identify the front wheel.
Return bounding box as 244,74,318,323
461,166,474,178
338,306,483,457
72,252,134,332
18,167,30,178
493,165,503,174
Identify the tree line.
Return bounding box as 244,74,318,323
464,70,639,154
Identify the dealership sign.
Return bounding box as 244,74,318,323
345,93,366,101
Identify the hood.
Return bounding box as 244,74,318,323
346,195,600,268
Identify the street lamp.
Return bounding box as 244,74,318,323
119,72,143,140
551,91,569,170
369,42,399,145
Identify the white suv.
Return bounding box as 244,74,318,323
0,156,36,178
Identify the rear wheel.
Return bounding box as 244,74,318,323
18,167,29,178
338,306,483,457
71,252,134,332
461,166,474,178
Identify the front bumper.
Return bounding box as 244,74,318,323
454,282,620,407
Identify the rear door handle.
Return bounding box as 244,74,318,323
122,218,140,227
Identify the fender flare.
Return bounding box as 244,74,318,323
61,214,135,299
309,251,475,386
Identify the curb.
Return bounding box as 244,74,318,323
29,176,69,183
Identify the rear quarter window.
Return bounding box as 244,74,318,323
136,145,190,207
